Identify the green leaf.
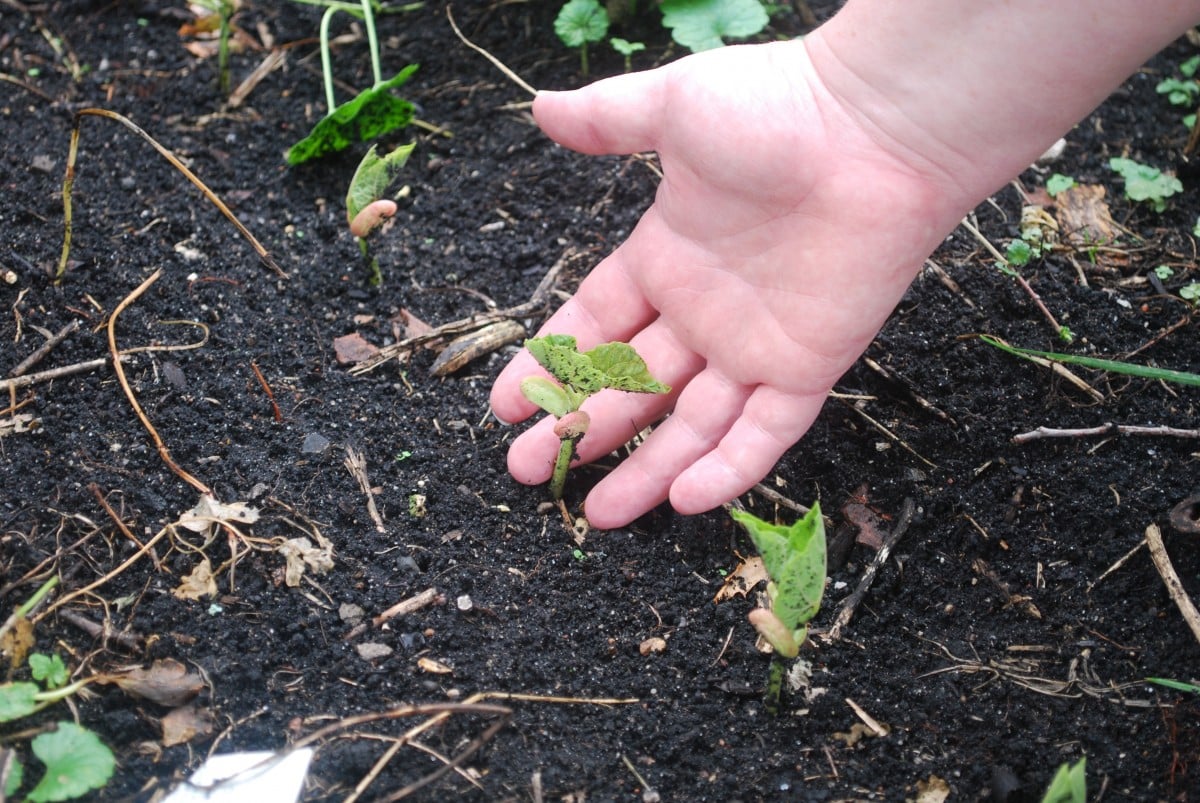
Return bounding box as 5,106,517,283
660,0,769,52
1109,157,1183,213
1156,77,1200,106
346,142,415,225
1040,757,1086,803
1153,264,1174,280
29,653,69,690
520,376,574,418
286,65,419,166
1045,173,1076,197
0,682,39,723
610,37,645,57
524,335,670,397
1146,677,1200,694
5,755,23,798
27,722,115,802
1182,54,1200,78
1005,239,1033,267
979,335,1200,387
1180,281,1200,302
554,0,609,48
731,503,826,632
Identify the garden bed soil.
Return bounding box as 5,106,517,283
2,2,1200,801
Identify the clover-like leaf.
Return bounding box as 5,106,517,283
0,682,39,723
27,722,115,802
1109,157,1183,213
29,653,69,690
287,65,419,165
660,0,769,52
731,503,826,632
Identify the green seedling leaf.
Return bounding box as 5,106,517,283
5,756,23,797
520,375,574,418
731,504,826,633
1005,239,1034,267
554,0,609,47
346,142,416,230
1153,264,1174,280
524,335,671,397
1040,757,1086,803
29,653,69,690
1183,54,1200,78
660,0,769,52
610,37,645,57
1156,77,1200,106
287,64,419,165
1045,173,1076,197
979,335,1200,387
0,682,39,722
27,722,115,802
1146,677,1200,694
1109,157,1183,213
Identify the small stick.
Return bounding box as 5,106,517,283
372,587,441,628
344,447,386,533
1144,522,1200,646
445,6,537,97
1087,538,1146,594
1012,423,1200,444
0,356,122,394
250,360,283,422
107,269,213,497
88,482,156,566
7,320,80,378
58,609,143,652
824,498,915,642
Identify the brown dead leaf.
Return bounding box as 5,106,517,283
1054,184,1117,247
713,556,767,603
391,307,434,341
639,637,668,656
333,332,379,364
0,616,34,669
915,774,951,803
842,486,887,550
107,658,205,707
173,558,217,600
417,656,453,674
161,703,215,746
278,535,335,587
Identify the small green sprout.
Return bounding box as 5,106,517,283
345,142,415,285
731,503,826,714
1180,282,1200,304
555,0,609,76
1045,173,1076,197
519,334,669,501
610,37,645,72
1154,264,1174,281
1109,157,1183,213
190,0,237,94
1146,677,1200,695
1040,757,1086,803
1193,215,1200,237
660,0,769,52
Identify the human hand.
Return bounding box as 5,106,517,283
490,37,968,528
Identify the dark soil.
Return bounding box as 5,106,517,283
2,2,1200,801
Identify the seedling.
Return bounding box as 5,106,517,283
610,37,645,72
660,0,769,52
1045,173,1076,197
1146,677,1200,694
554,0,609,76
189,0,238,94
519,334,669,501
980,335,1200,387
1109,157,1183,213
731,504,826,714
345,142,415,284
286,0,420,164
1040,757,1086,803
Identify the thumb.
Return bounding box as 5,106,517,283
533,68,669,155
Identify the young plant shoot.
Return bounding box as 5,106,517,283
519,334,669,501
346,142,415,284
286,0,419,165
731,503,826,714
554,0,610,76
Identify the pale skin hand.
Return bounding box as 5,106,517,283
490,2,1200,529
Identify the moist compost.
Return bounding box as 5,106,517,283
1,2,1199,801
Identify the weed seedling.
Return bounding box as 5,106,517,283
1109,157,1183,213
731,503,826,715
610,37,645,72
345,142,415,284
1040,757,1086,803
1045,173,1076,197
286,1,420,164
189,0,238,93
554,0,609,76
519,334,669,501
660,0,769,52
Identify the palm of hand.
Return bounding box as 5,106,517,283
491,40,961,527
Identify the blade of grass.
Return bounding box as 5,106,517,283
979,335,1200,387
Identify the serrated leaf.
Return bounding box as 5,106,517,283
346,143,415,225
524,335,670,397
731,504,826,631
287,65,419,165
28,722,115,802
554,0,609,47
0,682,39,722
660,0,769,52
1109,157,1182,213
29,653,69,690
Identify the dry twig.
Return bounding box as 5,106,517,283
824,498,916,642
1144,522,1200,646
1013,423,1200,444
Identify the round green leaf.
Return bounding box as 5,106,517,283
28,722,115,802
660,0,769,52
554,0,610,48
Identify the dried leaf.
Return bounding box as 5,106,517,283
277,537,335,587
0,414,39,437
0,616,34,669
639,637,667,656
1054,184,1116,247
160,704,215,747
713,556,768,603
842,490,887,551
108,659,204,707
417,656,453,674
915,774,951,803
173,559,217,600
177,495,259,535
333,332,379,364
